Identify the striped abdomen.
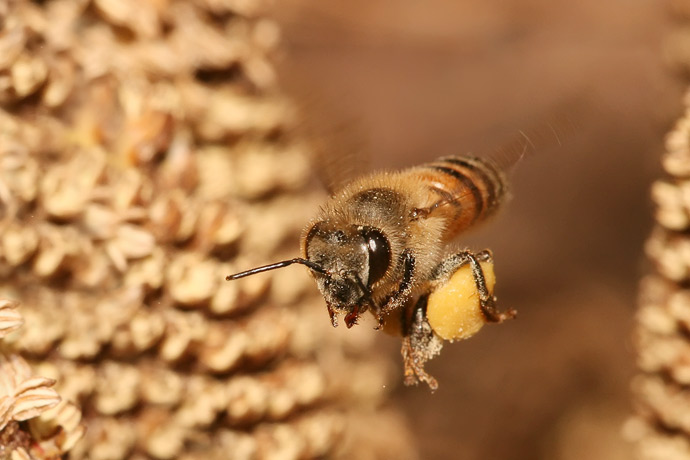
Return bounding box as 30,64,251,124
412,156,507,240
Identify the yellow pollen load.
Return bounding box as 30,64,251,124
426,261,496,341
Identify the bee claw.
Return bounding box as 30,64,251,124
344,305,363,328
480,299,517,323
344,312,358,328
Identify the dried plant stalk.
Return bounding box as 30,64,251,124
626,4,690,458
629,91,690,458
0,1,415,459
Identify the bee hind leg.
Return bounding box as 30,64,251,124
472,250,517,322
401,295,442,391
435,249,516,323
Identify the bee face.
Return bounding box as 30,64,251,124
304,220,392,317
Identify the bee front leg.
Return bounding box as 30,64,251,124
376,251,416,329
434,249,516,323
401,295,442,390
326,303,338,328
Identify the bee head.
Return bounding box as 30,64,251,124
225,220,391,329
303,221,391,326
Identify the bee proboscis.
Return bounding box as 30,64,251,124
227,154,517,389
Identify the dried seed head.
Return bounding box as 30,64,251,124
166,252,219,306
40,151,105,220
94,361,141,416
0,1,415,457
0,300,23,339
28,400,86,453
42,56,76,108
0,352,62,434
0,20,26,71
11,54,48,98
10,447,31,460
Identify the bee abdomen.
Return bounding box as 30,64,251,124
439,156,506,212
417,156,506,237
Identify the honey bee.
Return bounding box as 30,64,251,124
226,152,519,390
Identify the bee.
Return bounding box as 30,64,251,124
226,152,519,390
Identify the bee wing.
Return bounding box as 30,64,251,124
483,94,587,174
301,109,371,195
274,6,376,195
287,90,372,195
424,97,586,220
485,114,577,175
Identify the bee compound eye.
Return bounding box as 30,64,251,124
361,227,391,285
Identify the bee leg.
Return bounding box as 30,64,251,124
326,303,338,328
436,250,516,323
409,194,455,221
472,250,517,322
375,314,386,330
380,250,416,318
401,295,442,391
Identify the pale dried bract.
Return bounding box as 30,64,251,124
0,299,23,339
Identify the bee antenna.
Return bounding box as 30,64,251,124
225,258,328,280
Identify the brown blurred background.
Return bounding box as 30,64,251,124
271,1,682,459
